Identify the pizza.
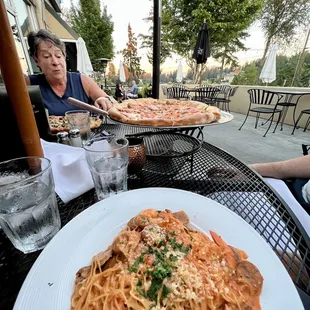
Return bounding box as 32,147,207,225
108,98,222,127
48,116,102,133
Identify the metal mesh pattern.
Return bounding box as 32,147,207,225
0,124,309,309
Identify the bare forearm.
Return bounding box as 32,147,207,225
250,155,310,179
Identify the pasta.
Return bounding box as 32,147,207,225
71,209,263,310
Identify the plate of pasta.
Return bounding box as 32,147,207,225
14,188,303,310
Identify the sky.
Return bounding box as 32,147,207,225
61,0,274,74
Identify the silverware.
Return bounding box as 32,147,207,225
67,97,109,117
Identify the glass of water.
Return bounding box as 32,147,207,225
84,137,129,200
65,110,90,142
0,157,61,253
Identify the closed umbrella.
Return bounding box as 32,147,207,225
176,61,183,83
76,37,93,76
259,44,278,84
192,22,211,64
119,60,126,83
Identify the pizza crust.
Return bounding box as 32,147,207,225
108,99,222,127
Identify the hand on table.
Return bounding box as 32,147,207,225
94,96,116,111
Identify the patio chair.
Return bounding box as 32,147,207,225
166,85,191,100
292,109,310,135
239,89,283,137
0,86,52,162
216,86,239,112
194,85,219,105
213,85,232,109
161,85,168,97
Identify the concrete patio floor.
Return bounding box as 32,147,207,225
203,112,310,164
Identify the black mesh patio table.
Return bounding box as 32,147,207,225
1,124,310,309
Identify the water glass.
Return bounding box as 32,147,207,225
0,157,61,253
65,110,90,142
84,137,129,200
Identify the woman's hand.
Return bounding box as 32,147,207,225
94,97,113,111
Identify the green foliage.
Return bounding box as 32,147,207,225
231,52,310,87
139,13,172,65
260,0,310,59
231,63,259,85
121,24,144,79
70,0,114,72
161,0,264,61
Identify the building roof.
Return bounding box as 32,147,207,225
45,1,79,39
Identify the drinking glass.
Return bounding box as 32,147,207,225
65,110,90,142
84,137,129,200
0,157,61,253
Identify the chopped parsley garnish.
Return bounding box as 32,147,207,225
128,253,145,273
137,287,147,298
169,254,178,262
169,237,191,255
162,284,171,299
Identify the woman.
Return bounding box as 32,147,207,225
25,29,112,116
115,80,124,102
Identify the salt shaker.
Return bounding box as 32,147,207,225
69,128,82,147
56,131,71,146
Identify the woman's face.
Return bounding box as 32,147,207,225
34,41,66,81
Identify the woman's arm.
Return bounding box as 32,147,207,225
81,74,112,110
250,155,310,179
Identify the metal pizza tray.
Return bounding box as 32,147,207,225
107,111,233,129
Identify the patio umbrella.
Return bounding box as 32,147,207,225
192,22,211,64
259,44,278,84
119,60,126,83
176,61,183,83
76,37,93,76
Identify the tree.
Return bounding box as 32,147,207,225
231,62,259,85
107,62,116,79
161,0,264,83
260,0,310,61
70,0,114,71
139,12,172,65
121,24,144,79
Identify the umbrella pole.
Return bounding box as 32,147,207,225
0,1,43,157
152,0,161,99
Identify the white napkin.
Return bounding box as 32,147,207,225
41,139,94,203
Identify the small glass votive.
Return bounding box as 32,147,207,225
0,157,61,253
127,137,146,175
65,110,90,143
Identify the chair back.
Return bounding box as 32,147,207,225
247,88,281,106
166,86,190,99
228,86,238,98
0,86,52,162
195,85,219,101
161,85,168,96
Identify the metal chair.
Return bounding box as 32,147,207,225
194,85,219,105
222,86,238,112
239,89,283,137
213,85,231,109
166,85,191,100
161,85,168,97
292,109,310,135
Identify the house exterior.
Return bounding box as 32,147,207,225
4,0,78,75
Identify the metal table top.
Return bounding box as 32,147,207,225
1,124,310,309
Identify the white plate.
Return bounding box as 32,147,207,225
14,188,303,310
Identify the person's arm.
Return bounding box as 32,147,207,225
250,155,310,179
81,74,112,110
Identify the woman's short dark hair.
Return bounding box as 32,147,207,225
27,29,66,57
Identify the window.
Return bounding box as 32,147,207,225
12,0,34,37
7,12,30,74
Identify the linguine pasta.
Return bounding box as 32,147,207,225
71,209,263,310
